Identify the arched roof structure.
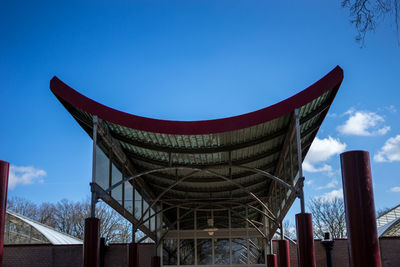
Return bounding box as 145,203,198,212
5,210,82,245
50,66,343,240
377,204,400,237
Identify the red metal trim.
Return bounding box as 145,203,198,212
295,213,316,267
151,256,161,267
128,243,139,267
50,66,343,135
340,150,382,267
0,161,9,267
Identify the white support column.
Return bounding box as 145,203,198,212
294,108,305,213
90,115,98,218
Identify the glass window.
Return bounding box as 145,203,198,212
163,239,177,265
95,144,109,190
111,163,123,205
214,238,230,264
197,210,211,230
214,210,229,229
197,239,212,265
124,182,133,214
232,238,247,264
134,190,142,220
143,200,149,228
180,208,194,230
249,237,265,264
150,208,155,232
231,207,246,228
180,239,195,265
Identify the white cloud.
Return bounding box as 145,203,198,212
316,178,338,190
9,165,46,189
374,135,400,162
389,187,400,192
337,109,390,136
319,189,343,202
303,136,346,173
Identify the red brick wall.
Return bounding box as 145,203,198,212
3,243,154,267
3,244,82,267
274,238,400,267
3,238,399,266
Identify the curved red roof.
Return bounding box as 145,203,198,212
50,66,343,135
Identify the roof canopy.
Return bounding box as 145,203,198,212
50,66,343,238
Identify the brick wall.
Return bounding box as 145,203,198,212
3,238,399,266
3,244,82,267
3,243,154,267
274,237,400,267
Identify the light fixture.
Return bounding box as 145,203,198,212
203,218,218,236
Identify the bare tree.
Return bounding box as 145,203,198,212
7,196,38,219
309,197,347,238
6,197,134,244
342,0,400,45
283,220,296,240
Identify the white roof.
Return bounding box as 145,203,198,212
377,204,400,237
7,210,82,245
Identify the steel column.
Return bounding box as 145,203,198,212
278,240,290,267
267,254,277,267
340,150,381,267
0,161,9,267
83,217,100,267
295,213,315,267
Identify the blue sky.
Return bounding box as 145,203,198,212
1,1,399,221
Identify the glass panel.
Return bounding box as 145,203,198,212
95,144,109,190
214,238,230,264
134,190,142,220
231,207,246,228
143,200,149,228
232,238,247,264
111,163,123,205
124,182,133,214
163,239,177,265
197,210,211,230
164,206,177,230
214,210,229,229
150,208,155,232
197,239,212,265
180,239,195,265
249,237,265,264
180,208,194,230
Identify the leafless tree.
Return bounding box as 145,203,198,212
283,220,296,240
309,197,347,238
342,0,400,45
6,197,134,244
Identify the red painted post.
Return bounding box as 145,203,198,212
278,240,290,267
151,256,161,267
0,161,9,267
128,243,138,267
267,254,277,267
295,213,316,267
340,150,382,267
83,217,100,267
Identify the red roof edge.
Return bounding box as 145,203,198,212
50,66,343,135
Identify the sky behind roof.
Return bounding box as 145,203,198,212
1,0,400,222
